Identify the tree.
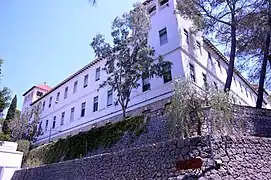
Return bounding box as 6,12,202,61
5,95,17,120
176,0,259,93
9,105,42,143
2,95,17,134
0,87,12,114
167,79,238,138
91,3,171,118
236,0,271,108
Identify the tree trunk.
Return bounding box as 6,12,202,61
224,24,237,92
256,0,271,108
121,106,126,119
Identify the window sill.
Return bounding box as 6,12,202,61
159,3,169,10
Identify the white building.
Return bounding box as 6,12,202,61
0,142,23,180
21,0,270,144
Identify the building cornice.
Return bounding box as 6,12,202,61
203,38,269,98
30,57,102,106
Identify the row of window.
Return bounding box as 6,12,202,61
41,65,173,132
41,67,101,111
148,0,169,14
43,94,103,131
189,62,256,102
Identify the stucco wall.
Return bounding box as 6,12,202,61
12,135,271,180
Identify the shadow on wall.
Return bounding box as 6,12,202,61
235,105,271,137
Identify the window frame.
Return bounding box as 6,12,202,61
84,75,88,88
107,90,113,107
64,87,68,99
61,112,65,126
142,72,151,92
52,116,56,129
45,120,49,132
56,92,60,102
81,102,86,117
184,29,189,45
160,0,169,7
202,73,208,90
162,63,172,83
95,67,101,81
49,97,52,108
70,107,75,121
196,41,202,56
159,28,168,46
93,96,99,112
189,63,196,83
73,81,78,94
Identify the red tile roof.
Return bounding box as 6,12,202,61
23,84,51,96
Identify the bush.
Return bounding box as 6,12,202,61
17,140,30,160
24,115,147,167
0,133,11,141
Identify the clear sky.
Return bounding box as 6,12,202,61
0,0,141,110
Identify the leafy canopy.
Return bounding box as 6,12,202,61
91,3,171,117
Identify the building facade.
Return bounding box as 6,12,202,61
21,0,270,144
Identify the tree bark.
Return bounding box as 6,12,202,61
224,24,237,92
256,0,271,108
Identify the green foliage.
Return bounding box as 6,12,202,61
167,79,237,138
0,87,12,114
17,140,30,161
24,116,147,167
0,132,11,141
3,95,17,135
6,95,17,121
90,3,171,118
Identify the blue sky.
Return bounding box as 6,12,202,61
0,0,141,110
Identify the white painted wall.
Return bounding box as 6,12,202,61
0,142,23,180
21,0,270,144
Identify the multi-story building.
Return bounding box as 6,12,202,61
21,0,270,144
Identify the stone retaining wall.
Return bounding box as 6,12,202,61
12,135,271,180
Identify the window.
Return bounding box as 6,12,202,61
159,28,168,46
184,29,189,45
70,107,75,121
61,112,65,126
64,87,68,99
42,101,46,111
196,41,202,55
246,89,249,97
239,82,243,92
162,63,172,83
208,52,212,61
56,92,60,102
52,116,56,129
233,76,237,86
214,82,218,90
38,121,42,135
189,64,196,82
93,96,99,112
73,81,78,93
49,97,52,108
202,73,208,90
95,67,100,81
160,0,169,6
84,75,88,88
148,5,156,14
36,91,43,97
81,102,86,117
107,90,113,106
142,72,151,92
45,120,49,132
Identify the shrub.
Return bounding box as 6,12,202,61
0,133,10,141
167,79,238,138
17,140,30,160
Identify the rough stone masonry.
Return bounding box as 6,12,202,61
12,135,271,180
